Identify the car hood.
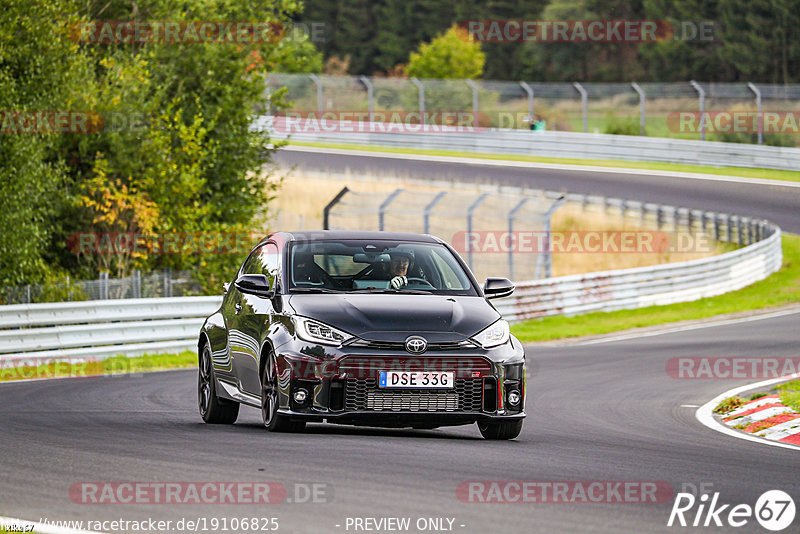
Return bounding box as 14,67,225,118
286,294,500,342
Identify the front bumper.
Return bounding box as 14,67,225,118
276,407,526,428
275,339,527,428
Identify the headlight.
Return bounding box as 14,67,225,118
471,319,510,349
294,316,354,346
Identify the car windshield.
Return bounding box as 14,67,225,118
288,239,477,296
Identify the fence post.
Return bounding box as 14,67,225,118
747,82,763,145
572,82,588,132
134,270,141,299
359,75,374,123
423,191,447,234
164,268,172,298
737,217,744,246
507,198,529,280
543,195,566,279
378,189,404,231
631,82,646,136
100,271,108,300
308,74,324,115
465,79,479,127
410,77,425,125
466,193,490,270
323,186,350,230
66,275,70,302
689,80,706,140
519,82,534,126
726,214,733,243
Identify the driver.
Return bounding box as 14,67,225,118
387,252,411,289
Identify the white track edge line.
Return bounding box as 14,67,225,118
696,374,800,452
282,145,800,189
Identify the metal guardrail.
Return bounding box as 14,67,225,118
260,117,800,171
0,297,221,361
495,229,782,322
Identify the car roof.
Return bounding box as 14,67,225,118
265,230,444,245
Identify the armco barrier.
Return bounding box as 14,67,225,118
258,116,800,172
0,297,221,361
494,228,782,321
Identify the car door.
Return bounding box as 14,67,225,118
231,242,280,396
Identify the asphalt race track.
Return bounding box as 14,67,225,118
1,312,799,532
2,152,799,533
274,148,800,234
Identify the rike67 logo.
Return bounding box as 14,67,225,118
668,490,795,530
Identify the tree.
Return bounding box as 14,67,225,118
0,0,92,286
0,0,323,292
406,25,485,79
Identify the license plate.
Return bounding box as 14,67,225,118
378,371,454,389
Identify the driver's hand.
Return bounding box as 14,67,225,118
390,275,407,289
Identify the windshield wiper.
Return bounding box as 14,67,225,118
289,287,343,293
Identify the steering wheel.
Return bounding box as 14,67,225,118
405,277,435,288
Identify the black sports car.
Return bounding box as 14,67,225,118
198,231,526,439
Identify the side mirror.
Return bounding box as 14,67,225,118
234,274,273,297
483,277,515,299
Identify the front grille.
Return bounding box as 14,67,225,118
344,378,483,412
345,339,477,351
339,356,493,376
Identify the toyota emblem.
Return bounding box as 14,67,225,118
405,336,428,354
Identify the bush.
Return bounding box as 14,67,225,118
604,113,641,136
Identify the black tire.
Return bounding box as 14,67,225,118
198,343,239,424
261,352,306,433
477,419,523,440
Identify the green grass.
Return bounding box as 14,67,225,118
0,351,196,382
714,396,746,414
776,380,800,412
510,233,800,343
288,140,800,184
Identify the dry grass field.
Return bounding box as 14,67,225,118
266,167,721,279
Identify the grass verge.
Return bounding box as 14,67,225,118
511,234,800,343
288,140,800,184
776,380,800,412
0,351,196,382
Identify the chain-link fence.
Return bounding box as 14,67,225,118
323,187,565,282
267,73,800,146
322,186,763,283
0,269,201,305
